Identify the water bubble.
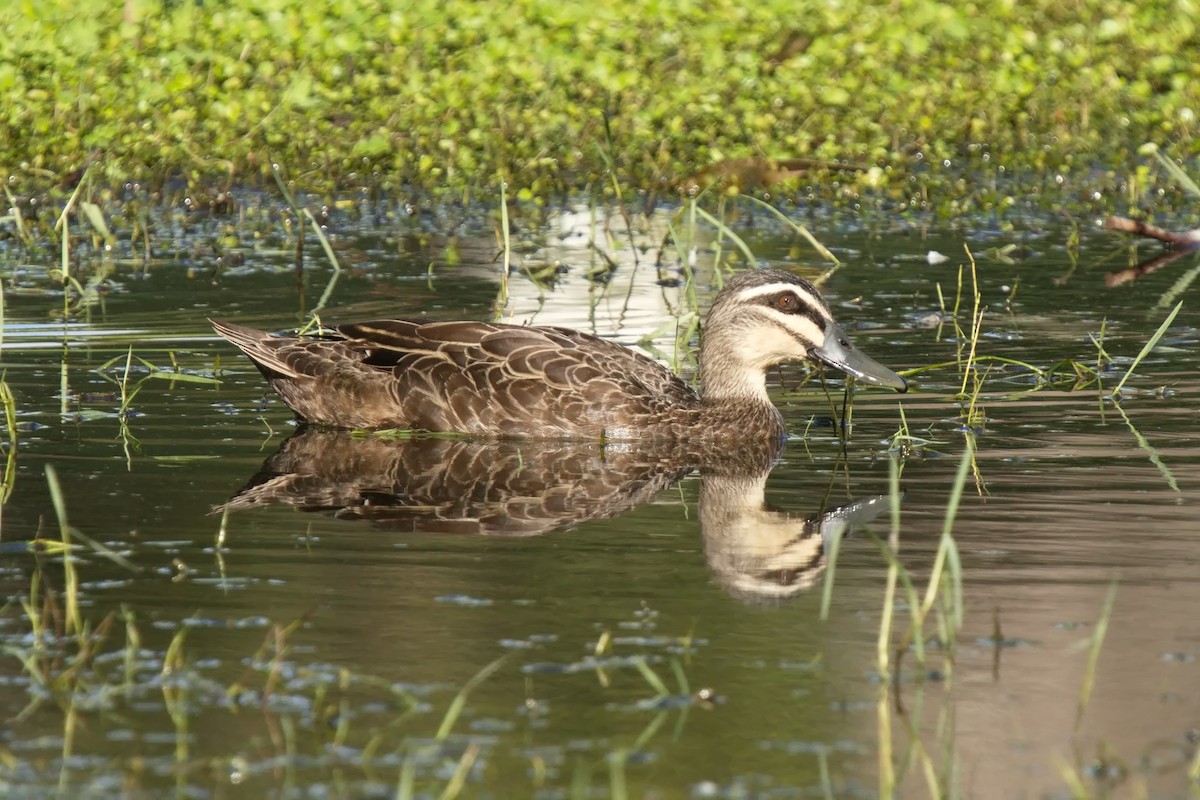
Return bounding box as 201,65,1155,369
942,159,951,167
1055,174,1065,185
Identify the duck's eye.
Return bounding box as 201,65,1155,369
775,293,801,313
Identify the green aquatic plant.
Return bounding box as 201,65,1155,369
5,0,1200,215
1108,300,1182,398
865,434,970,799
0,378,16,505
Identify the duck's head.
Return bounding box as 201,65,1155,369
700,269,908,400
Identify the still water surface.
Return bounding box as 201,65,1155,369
1,198,1198,798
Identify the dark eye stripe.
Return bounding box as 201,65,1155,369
765,294,827,334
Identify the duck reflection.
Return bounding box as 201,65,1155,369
221,428,888,602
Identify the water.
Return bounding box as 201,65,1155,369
1,197,1199,798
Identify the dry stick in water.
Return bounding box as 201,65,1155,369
1105,216,1200,247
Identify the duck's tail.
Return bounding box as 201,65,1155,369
210,319,305,379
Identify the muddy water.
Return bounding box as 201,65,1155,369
1,198,1198,798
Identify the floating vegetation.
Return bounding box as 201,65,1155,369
4,1,1200,217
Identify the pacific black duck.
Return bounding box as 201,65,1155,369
211,268,906,439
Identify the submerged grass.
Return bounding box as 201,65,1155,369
862,434,971,799
2,494,712,798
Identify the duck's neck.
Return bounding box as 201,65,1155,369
699,326,772,402
698,366,781,435
696,326,787,437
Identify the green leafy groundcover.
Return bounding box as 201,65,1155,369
2,0,1198,206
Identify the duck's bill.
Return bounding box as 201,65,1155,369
812,322,908,392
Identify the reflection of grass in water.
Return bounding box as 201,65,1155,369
1056,579,1124,797
1099,301,1184,494
862,432,1174,797
869,435,969,799
2,503,708,798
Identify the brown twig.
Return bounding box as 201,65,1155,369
1105,216,1200,247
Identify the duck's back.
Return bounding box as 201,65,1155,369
214,319,702,438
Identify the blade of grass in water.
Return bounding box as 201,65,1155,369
1150,147,1200,198
80,201,115,247
44,465,82,636
738,194,839,265
818,517,843,622
1155,260,1200,312
1110,301,1182,397
693,206,759,269
633,657,670,697
435,653,510,741
437,743,480,800
1111,401,1180,493
1075,579,1119,733
302,208,342,272
920,434,972,625
494,180,512,319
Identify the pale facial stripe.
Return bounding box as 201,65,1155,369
766,314,825,352
731,282,832,320
739,313,826,369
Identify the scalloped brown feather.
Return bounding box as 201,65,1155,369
208,268,904,441
211,318,713,438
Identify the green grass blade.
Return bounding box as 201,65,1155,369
818,518,842,622
141,371,223,386
693,206,759,269
1075,579,1118,733
1110,301,1182,397
1155,259,1200,312
303,208,342,272
437,743,480,800
738,194,839,264
44,465,82,635
920,434,973,617
435,654,510,741
1151,147,1200,197
80,201,115,245
632,657,670,697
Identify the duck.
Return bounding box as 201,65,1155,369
211,268,907,441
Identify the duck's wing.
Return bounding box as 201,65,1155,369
334,320,700,435
213,318,699,434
